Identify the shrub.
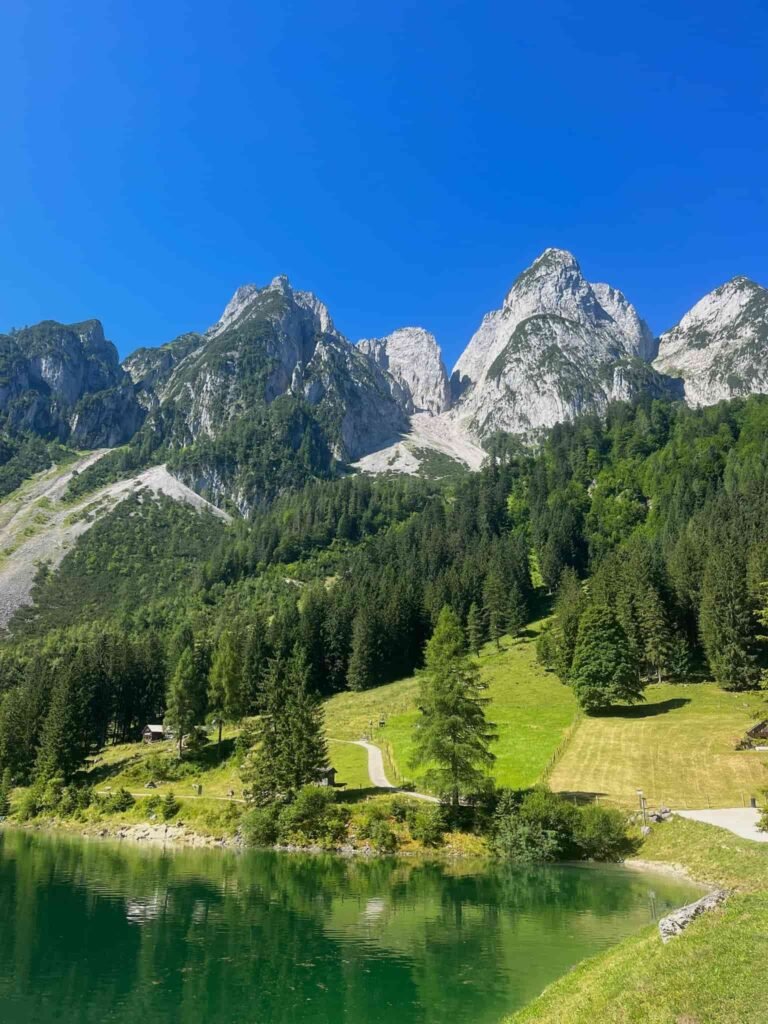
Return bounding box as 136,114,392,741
100,788,135,814
161,791,180,820
355,800,392,840
15,789,41,822
573,804,632,861
242,804,281,847
491,814,560,862
408,805,446,847
518,788,581,859
277,786,349,846
143,794,162,816
389,796,411,823
39,777,65,813
366,820,399,854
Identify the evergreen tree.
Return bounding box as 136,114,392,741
347,609,378,691
551,568,585,681
700,542,760,690
34,669,92,783
243,652,327,802
483,570,509,650
466,602,485,655
507,579,527,639
570,605,643,713
165,647,208,758
207,631,248,749
637,585,673,682
411,607,496,807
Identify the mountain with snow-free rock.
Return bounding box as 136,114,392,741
448,248,678,437
0,319,144,447
653,276,768,406
358,328,451,415
4,251,768,507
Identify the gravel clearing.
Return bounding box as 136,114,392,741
353,412,486,475
676,808,768,843
0,455,229,629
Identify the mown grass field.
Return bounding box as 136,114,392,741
325,621,579,793
508,817,768,1024
549,683,767,810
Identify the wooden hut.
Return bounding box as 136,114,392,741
142,724,166,744
316,765,337,787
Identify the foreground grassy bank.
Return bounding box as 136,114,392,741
508,817,768,1024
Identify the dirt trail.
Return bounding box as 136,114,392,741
347,739,440,802
0,455,229,629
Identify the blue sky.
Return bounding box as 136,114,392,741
1,1,766,366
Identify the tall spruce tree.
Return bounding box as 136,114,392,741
411,607,496,807
165,647,208,758
570,605,643,713
466,602,485,655
638,586,673,683
347,609,377,691
483,570,509,650
551,568,585,681
207,631,247,749
243,651,327,803
700,542,760,690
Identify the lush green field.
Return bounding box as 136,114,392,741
508,817,768,1024
325,622,579,792
549,683,767,809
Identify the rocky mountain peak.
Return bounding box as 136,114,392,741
358,327,451,415
654,274,768,406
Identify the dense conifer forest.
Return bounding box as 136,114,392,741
1,394,767,788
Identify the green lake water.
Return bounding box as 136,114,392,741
0,829,700,1024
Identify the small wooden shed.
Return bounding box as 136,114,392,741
142,724,166,744
316,765,337,787
746,720,768,744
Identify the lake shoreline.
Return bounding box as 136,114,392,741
1,817,715,888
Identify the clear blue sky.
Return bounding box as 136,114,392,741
1,1,766,365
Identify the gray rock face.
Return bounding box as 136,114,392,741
654,277,768,405
358,327,451,415
658,889,727,943
126,276,408,463
0,319,144,447
449,249,676,437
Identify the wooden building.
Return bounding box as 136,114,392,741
142,724,166,744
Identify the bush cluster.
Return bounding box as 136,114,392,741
490,788,632,863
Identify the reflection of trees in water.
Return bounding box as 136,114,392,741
0,833,696,1024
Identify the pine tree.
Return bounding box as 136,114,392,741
242,652,327,802
34,667,93,783
637,585,673,682
207,631,247,749
347,609,377,691
570,605,643,713
551,568,584,681
165,647,207,758
700,542,760,690
483,570,509,650
466,602,485,655
507,579,527,640
411,607,496,807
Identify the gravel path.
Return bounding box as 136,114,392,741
677,808,768,843
351,740,440,802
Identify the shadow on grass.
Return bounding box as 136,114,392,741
596,698,691,719
554,790,609,805
338,786,395,804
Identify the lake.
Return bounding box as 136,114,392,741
0,829,700,1023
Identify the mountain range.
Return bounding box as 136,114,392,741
2,248,767,504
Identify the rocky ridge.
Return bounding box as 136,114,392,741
653,276,768,406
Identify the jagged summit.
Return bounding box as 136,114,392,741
358,327,451,415
654,275,768,405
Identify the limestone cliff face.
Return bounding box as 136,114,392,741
449,249,676,436
358,327,451,415
0,319,143,446
125,275,408,463
654,276,768,405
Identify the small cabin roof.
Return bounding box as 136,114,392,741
747,719,768,737
144,724,165,734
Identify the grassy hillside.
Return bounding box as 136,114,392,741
325,621,579,792
549,683,767,809
508,817,768,1024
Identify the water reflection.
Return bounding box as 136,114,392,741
0,829,700,1024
